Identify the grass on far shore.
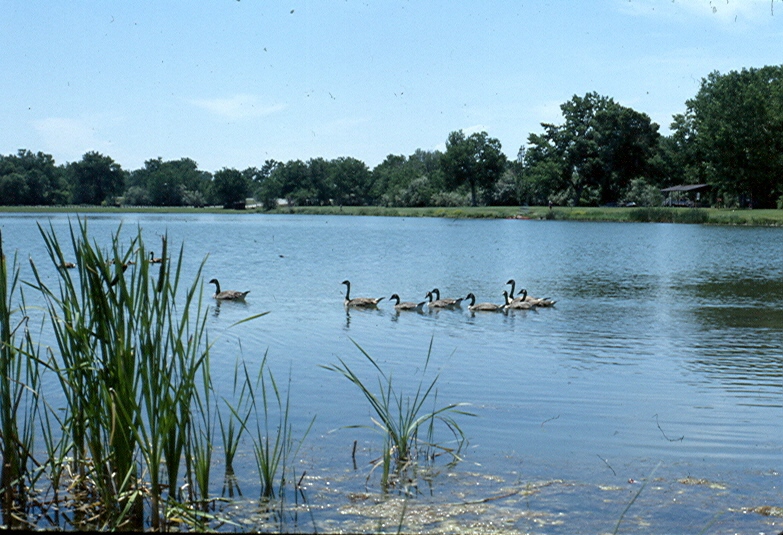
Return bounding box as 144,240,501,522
1,204,782,226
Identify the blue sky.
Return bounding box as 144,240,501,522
2,1,782,173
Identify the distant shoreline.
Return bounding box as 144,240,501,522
0,205,781,226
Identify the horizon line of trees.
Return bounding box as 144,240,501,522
3,65,783,210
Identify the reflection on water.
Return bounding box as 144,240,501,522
1,213,781,532
687,274,783,306
210,296,251,318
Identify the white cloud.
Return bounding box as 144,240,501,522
462,124,490,136
532,100,565,127
32,117,110,160
189,94,286,121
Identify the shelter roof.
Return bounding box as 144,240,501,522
660,184,710,193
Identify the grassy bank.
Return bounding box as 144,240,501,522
265,205,783,226
2,204,783,226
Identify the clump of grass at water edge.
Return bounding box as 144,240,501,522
321,338,473,494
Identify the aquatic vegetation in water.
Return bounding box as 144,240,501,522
321,338,473,492
0,232,43,529
0,218,276,530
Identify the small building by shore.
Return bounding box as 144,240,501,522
661,184,711,207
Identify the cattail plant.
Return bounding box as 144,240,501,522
0,231,43,528
29,219,214,530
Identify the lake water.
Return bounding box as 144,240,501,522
2,213,781,533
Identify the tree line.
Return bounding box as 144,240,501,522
3,65,783,209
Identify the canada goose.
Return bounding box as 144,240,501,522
209,278,250,301
465,292,507,312
523,291,556,307
107,259,136,266
506,279,556,307
58,261,76,269
425,290,451,309
148,251,163,264
505,288,536,309
108,262,130,287
429,288,463,308
389,294,426,311
342,280,384,308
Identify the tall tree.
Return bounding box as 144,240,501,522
521,93,660,206
305,157,333,206
371,154,415,205
329,157,372,206
0,150,67,205
211,168,249,207
68,151,125,205
273,160,310,206
127,157,210,206
676,66,783,208
441,130,506,206
251,160,283,209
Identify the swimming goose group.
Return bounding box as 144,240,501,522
201,277,555,309
342,280,556,312
505,279,556,307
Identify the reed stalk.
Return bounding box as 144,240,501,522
28,218,213,529
321,338,472,491
217,357,256,480
188,355,215,510
0,232,43,527
242,353,313,500
612,461,661,535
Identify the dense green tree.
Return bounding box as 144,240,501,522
651,113,705,188
272,160,310,205
68,151,125,205
0,173,29,205
372,154,426,206
329,157,372,206
127,157,210,206
0,150,68,205
675,66,783,208
521,93,660,206
489,169,520,206
122,185,152,206
211,168,249,207
370,150,444,206
305,157,333,205
441,130,506,206
622,178,664,207
251,160,284,209
371,154,410,205
513,146,560,206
